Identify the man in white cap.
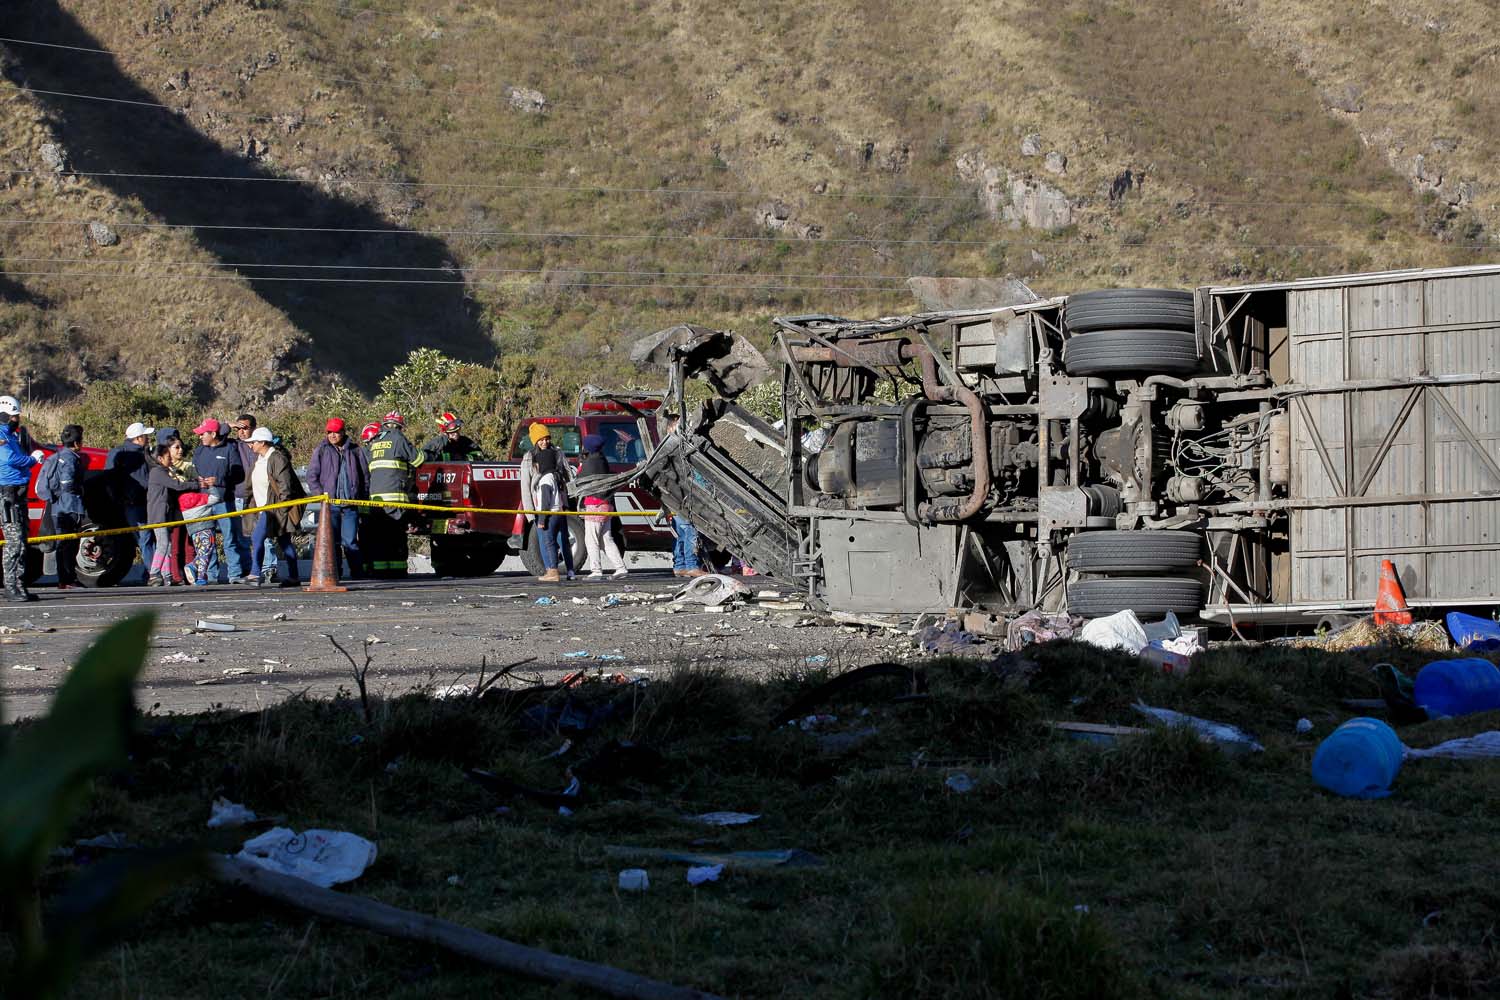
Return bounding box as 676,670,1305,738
0,395,46,601
105,420,157,579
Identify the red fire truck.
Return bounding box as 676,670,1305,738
412,394,676,576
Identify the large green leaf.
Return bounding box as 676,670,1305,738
0,613,155,881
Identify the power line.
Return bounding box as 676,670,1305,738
0,255,913,282
0,267,904,293
6,216,1493,250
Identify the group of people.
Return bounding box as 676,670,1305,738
0,395,709,599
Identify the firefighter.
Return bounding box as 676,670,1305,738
0,395,44,602
422,411,485,463
365,411,424,578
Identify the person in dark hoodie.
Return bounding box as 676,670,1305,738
306,417,369,578
105,420,156,577
145,443,211,587
192,418,246,583
577,434,628,580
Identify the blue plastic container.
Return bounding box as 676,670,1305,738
1445,612,1500,652
1311,717,1404,798
1413,657,1500,719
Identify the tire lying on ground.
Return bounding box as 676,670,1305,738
1062,328,1201,377
520,524,589,577
1067,576,1204,618
1064,288,1194,334
1066,530,1203,573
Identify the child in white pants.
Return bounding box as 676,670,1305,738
578,433,628,580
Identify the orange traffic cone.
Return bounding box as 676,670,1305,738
1372,559,1411,626
303,503,348,594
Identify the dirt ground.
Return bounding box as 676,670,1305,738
0,567,909,722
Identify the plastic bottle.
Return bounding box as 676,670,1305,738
1413,657,1500,719
1311,717,1404,798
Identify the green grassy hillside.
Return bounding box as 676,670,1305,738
1,0,1494,413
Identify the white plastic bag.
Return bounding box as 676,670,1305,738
1078,610,1149,655
236,827,377,887
206,797,257,829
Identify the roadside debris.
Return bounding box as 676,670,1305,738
686,865,724,886
945,773,976,794
0,620,54,634
672,573,752,608
617,869,650,892
1414,657,1500,718
159,652,202,664
1446,611,1500,652
1311,717,1403,798
207,797,258,828
692,812,759,827
1003,610,1078,651
917,621,981,655
1133,702,1264,755
1047,721,1148,746
1406,732,1500,760
1294,616,1450,652
604,845,823,869
1079,610,1147,654
235,827,377,887
195,619,239,633
535,596,558,606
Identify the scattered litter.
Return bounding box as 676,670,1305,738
815,727,879,756
222,667,252,677
563,650,593,659
271,612,288,622
558,806,574,817
1406,731,1500,760
686,864,723,886
1079,610,1148,655
535,596,558,606
1004,609,1078,651
9,664,41,671
672,573,753,608
571,597,590,605
1296,718,1314,735
605,846,823,870
192,677,219,686
195,620,239,633
755,590,785,601
235,828,377,887
446,874,463,886
1445,612,1500,652
433,683,473,699
1142,631,1201,675
1,620,55,634
1047,721,1148,745
795,714,838,731
770,662,927,729
1311,717,1403,798
917,621,981,655
206,797,258,829
1133,702,1264,755
1414,657,1500,719
365,635,385,644
543,739,574,760
618,869,650,892
693,812,760,827
760,600,808,612
1294,616,1450,652
597,653,625,661
804,654,828,665
400,601,416,608
945,772,976,794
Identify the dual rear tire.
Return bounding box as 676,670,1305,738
1065,529,1204,618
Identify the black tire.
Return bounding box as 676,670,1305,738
1063,329,1201,377
1064,288,1194,334
1067,530,1203,573
76,532,133,588
430,537,506,577
1068,577,1203,618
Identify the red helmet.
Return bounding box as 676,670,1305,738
360,421,381,442
381,411,404,427
436,411,463,433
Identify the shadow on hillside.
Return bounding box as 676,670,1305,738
8,2,496,395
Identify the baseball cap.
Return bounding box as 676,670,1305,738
192,418,221,435
125,421,155,439
326,418,346,433
583,434,605,453
156,427,180,446
248,427,274,443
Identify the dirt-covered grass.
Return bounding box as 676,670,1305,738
7,635,1500,998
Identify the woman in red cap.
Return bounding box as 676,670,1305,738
305,417,370,578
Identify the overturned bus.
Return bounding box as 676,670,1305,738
578,264,1500,622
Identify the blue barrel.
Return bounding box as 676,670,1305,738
1414,658,1500,719
1311,717,1404,798
1445,612,1500,652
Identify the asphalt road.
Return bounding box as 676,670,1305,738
0,565,908,722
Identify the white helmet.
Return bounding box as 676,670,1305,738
0,395,20,417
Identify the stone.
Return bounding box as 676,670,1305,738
1321,83,1364,114
1431,136,1460,153
506,86,548,114
87,222,119,247
39,142,67,173
1044,150,1067,175
1021,133,1042,156
754,201,822,240
163,69,189,91
955,152,1007,218
907,276,1039,311
1003,175,1072,231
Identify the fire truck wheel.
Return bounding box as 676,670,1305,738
430,537,506,578
521,523,588,576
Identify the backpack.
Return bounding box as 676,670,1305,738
35,452,61,504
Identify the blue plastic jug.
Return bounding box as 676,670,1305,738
1311,717,1404,798
1445,612,1500,653
1413,657,1500,719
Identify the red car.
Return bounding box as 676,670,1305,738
412,397,675,576
21,444,137,587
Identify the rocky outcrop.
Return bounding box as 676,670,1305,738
907,276,1039,311
506,87,548,114
87,222,119,247
755,201,823,240
955,153,1074,231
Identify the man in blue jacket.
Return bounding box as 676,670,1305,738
306,417,369,577
37,424,87,590
192,418,247,583
0,395,44,602
105,420,155,578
